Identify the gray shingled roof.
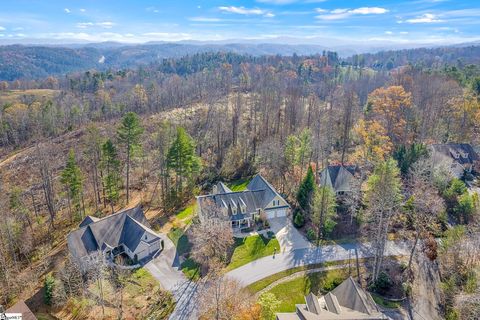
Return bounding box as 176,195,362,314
79,215,100,228
215,182,233,194
431,143,479,165
319,165,357,193
331,277,379,315
6,300,37,320
198,174,289,221
276,277,386,320
67,206,158,259
247,174,280,208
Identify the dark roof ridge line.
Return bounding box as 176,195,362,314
349,276,372,315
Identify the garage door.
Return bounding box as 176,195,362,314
149,241,160,254
275,209,287,217
266,209,287,218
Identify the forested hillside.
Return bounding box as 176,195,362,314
1,48,480,318
0,43,331,80
2,42,480,81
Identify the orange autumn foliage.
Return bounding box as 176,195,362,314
368,85,413,145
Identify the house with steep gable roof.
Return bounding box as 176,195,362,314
197,174,290,230
276,277,387,320
430,143,479,178
319,165,359,195
67,206,162,264
5,300,37,320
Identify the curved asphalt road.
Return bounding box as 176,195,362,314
146,233,409,320
226,240,410,286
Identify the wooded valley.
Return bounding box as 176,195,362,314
1,46,480,319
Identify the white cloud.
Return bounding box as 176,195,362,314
400,31,409,34
76,22,94,29
385,31,393,35
316,7,389,20
13,27,24,31
146,7,159,13
350,7,388,15
315,8,327,13
218,6,273,17
0,26,5,31
80,8,86,12
189,17,222,22
404,13,443,23
264,12,275,18
142,32,192,41
64,8,71,13
97,22,115,28
77,22,115,29
331,9,349,14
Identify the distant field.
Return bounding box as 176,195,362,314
0,89,60,104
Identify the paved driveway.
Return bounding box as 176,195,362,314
144,234,199,320
226,240,410,287
268,217,312,252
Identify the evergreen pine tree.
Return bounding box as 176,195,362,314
296,166,316,213
166,127,201,205
101,139,121,213
60,149,84,221
117,112,144,203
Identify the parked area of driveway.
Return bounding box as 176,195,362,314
268,216,312,251
145,234,199,320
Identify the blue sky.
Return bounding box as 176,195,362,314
0,0,479,44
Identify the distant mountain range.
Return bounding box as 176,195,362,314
1,41,480,81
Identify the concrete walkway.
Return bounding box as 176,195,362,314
268,217,312,252
226,240,410,287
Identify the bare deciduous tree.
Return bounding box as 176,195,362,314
198,270,252,320
192,202,233,270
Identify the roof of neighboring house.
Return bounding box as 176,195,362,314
431,143,479,166
67,206,159,259
276,277,386,320
6,300,37,320
319,165,358,193
214,182,233,194
79,215,100,228
197,174,289,220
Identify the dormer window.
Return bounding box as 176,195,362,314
449,148,460,159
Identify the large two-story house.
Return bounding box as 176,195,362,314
430,143,479,178
67,206,162,264
197,174,290,230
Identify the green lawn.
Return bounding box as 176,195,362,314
371,293,401,309
265,269,349,313
175,203,196,224
181,258,200,281
229,178,250,191
168,227,191,256
167,227,200,279
227,235,280,271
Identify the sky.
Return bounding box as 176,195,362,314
0,0,479,45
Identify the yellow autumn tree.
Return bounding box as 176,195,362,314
368,85,413,145
352,119,393,165
448,92,480,142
